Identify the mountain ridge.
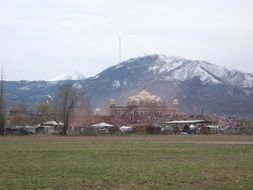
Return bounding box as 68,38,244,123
3,54,253,119
81,54,253,118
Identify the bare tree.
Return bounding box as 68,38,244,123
55,84,86,135
0,69,5,135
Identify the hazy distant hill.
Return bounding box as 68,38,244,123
4,55,253,119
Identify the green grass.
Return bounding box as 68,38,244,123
0,136,252,190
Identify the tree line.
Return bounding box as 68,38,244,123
0,82,90,136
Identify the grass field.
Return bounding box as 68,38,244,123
0,135,252,190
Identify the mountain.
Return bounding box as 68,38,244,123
83,55,253,118
104,54,253,88
5,80,84,110
4,54,253,119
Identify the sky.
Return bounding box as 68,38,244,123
0,0,253,80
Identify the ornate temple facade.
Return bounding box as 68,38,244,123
109,90,180,116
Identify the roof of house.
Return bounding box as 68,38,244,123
91,122,114,127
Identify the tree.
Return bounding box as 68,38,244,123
37,102,49,114
55,84,85,135
0,70,5,135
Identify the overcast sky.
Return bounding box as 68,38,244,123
1,0,253,80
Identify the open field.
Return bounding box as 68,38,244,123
0,135,252,190
1,135,253,144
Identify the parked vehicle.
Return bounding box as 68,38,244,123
178,132,189,135
98,127,110,134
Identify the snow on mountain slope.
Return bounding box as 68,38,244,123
49,72,85,81
114,54,253,88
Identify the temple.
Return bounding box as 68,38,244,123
109,90,179,116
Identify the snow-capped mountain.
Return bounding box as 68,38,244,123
112,54,253,88
4,54,253,119
49,72,85,81
82,54,253,118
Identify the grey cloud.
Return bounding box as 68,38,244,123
0,0,253,80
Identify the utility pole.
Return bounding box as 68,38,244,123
0,68,5,135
